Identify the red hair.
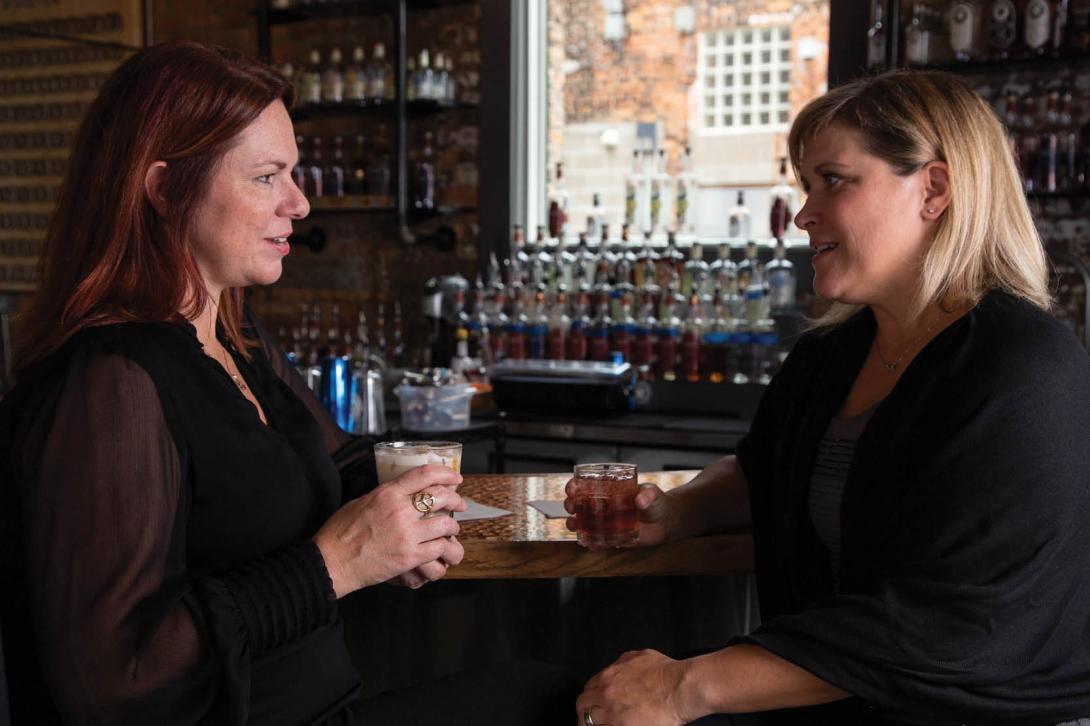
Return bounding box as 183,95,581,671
14,41,294,373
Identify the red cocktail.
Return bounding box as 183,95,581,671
571,463,639,548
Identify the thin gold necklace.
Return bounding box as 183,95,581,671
214,342,249,393
875,312,946,373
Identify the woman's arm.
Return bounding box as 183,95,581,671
658,454,752,541
576,644,848,726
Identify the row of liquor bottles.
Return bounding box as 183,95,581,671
283,302,407,370
278,45,465,106
867,0,1089,67
291,131,441,211
994,84,1090,194
547,156,796,243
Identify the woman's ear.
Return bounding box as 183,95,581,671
144,161,168,216
922,160,950,220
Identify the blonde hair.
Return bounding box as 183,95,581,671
789,69,1050,329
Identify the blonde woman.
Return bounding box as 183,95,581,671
570,70,1090,725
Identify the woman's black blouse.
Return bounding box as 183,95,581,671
0,315,378,725
736,290,1090,725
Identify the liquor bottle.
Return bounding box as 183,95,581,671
547,289,570,359
308,136,324,198
351,310,371,367
548,162,571,242
1025,0,1053,54
867,0,889,69
587,193,606,242
701,290,730,384
633,234,657,287
301,49,322,105
743,261,769,325
406,56,418,101
575,232,597,284
1051,0,1071,54
370,42,394,101
556,236,578,293
567,291,591,361
488,290,509,362
656,230,685,288
681,292,704,383
984,0,1020,59
709,242,738,297
769,158,794,240
367,151,391,198
633,291,658,373
648,149,669,235
655,295,681,381
620,242,639,286
638,149,654,233
311,304,326,361
624,150,641,229
610,294,636,363
345,46,367,102
374,304,388,365
321,47,344,103
766,239,797,312
532,225,555,290
443,53,458,102
279,62,296,99
736,240,761,293
675,145,698,235
416,49,434,100
346,135,367,196
528,290,548,359
950,0,984,61
451,327,474,375
467,276,489,360
510,224,529,283
751,319,780,385
413,132,436,210
682,242,710,297
728,191,751,240
505,294,528,360
612,259,636,321
324,135,346,198
434,52,451,103
589,300,613,361
293,134,308,195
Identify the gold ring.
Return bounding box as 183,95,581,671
583,707,598,726
412,491,435,514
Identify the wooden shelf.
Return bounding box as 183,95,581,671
907,52,1090,76
308,195,395,212
291,100,395,121
267,0,473,25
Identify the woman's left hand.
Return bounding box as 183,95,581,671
575,649,691,726
385,534,465,589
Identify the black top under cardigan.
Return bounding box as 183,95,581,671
737,290,1090,725
0,313,377,725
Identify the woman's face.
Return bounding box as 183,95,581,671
188,100,308,298
794,124,933,310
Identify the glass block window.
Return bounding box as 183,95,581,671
701,25,792,131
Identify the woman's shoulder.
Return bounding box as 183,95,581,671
965,289,1089,376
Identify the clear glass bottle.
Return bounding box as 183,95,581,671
567,291,591,361
984,0,1020,59
308,136,324,198
675,145,698,235
292,133,308,196
728,191,752,240
369,42,393,101
867,0,888,68
417,48,434,100
321,47,344,103
324,135,345,198
682,242,710,297
765,239,797,312
736,240,761,293
345,46,367,102
587,192,606,243
649,149,673,235
1025,0,1053,54
301,49,323,105
547,289,570,360
624,149,641,229
709,242,738,296
655,294,680,381
950,0,985,61
434,52,451,103
681,292,704,383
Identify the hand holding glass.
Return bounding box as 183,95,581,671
570,462,639,548
374,441,462,517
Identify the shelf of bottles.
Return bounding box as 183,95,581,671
439,223,804,388
267,0,473,24
284,300,408,371
262,0,480,218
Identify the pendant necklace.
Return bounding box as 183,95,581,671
216,343,249,393
875,312,946,373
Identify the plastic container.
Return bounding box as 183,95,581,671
394,383,476,431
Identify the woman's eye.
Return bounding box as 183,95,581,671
256,174,274,184
823,173,842,186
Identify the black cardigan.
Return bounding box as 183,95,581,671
737,290,1090,725
0,315,377,725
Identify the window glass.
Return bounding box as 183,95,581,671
545,1,827,240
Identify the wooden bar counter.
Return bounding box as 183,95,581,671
448,470,755,579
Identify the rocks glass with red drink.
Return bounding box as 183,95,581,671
571,462,639,548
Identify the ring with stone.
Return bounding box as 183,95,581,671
412,490,436,514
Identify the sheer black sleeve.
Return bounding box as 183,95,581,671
17,349,337,724
244,311,377,500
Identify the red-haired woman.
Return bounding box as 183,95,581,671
0,41,576,725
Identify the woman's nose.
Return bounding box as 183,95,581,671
794,196,816,231
282,177,310,220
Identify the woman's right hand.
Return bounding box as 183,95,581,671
563,481,674,549
312,464,464,598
